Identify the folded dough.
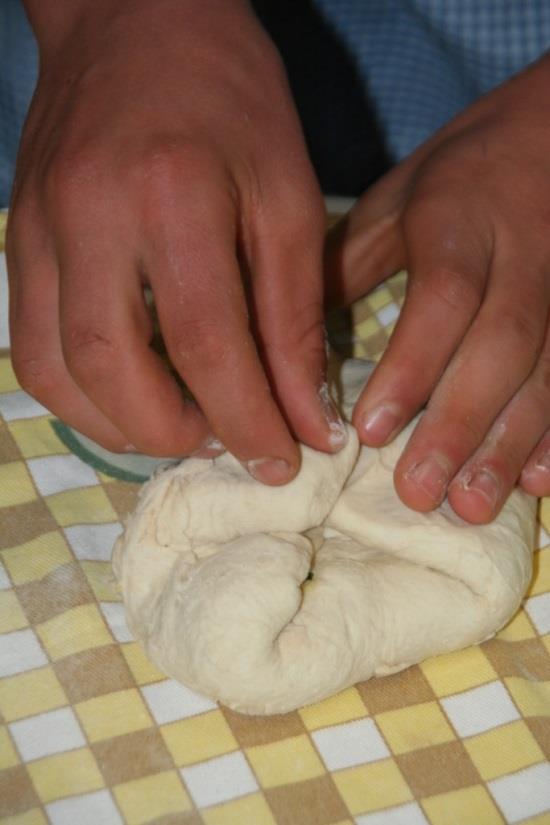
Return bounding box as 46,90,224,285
113,360,536,715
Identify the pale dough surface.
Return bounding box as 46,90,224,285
113,360,536,715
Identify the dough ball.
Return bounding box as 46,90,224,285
113,361,536,715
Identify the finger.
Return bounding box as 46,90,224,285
144,187,300,485
324,164,408,309
353,196,490,447
247,187,349,453
448,344,550,522
7,202,131,451
394,248,549,512
55,216,209,457
518,328,550,498
521,429,550,497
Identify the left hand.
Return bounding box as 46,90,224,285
326,52,550,524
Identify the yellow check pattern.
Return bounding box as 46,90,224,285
1,220,549,824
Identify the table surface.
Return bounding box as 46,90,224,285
0,212,549,825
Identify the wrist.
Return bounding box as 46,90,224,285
23,0,254,67
23,0,114,59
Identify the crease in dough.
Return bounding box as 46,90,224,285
113,359,536,715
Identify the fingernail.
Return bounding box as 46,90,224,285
461,467,500,509
247,457,294,485
361,404,401,445
405,455,449,503
318,382,347,451
535,450,550,472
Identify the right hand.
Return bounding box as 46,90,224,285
8,0,345,484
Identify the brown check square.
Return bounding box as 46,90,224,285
0,765,40,817
54,644,136,703
358,666,436,714
104,481,141,520
483,638,550,680
221,707,306,748
526,717,550,760
17,561,95,624
0,499,58,550
93,728,175,785
0,420,22,463
265,775,349,825
396,741,481,798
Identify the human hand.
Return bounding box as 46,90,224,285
8,0,345,484
326,53,550,523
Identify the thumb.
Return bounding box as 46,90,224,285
324,148,432,308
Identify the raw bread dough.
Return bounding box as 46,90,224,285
113,360,536,715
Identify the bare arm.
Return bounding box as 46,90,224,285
10,0,345,483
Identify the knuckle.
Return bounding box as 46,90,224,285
45,149,104,202
135,139,219,192
132,140,231,223
280,196,325,244
417,265,482,316
167,317,232,369
140,143,186,182
63,324,118,380
263,331,325,377
291,191,326,234
261,300,324,366
499,306,542,356
403,192,441,234
289,301,325,353
11,349,59,400
255,176,325,245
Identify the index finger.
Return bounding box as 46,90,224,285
144,194,300,485
353,196,491,447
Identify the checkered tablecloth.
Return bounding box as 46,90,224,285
1,211,549,825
